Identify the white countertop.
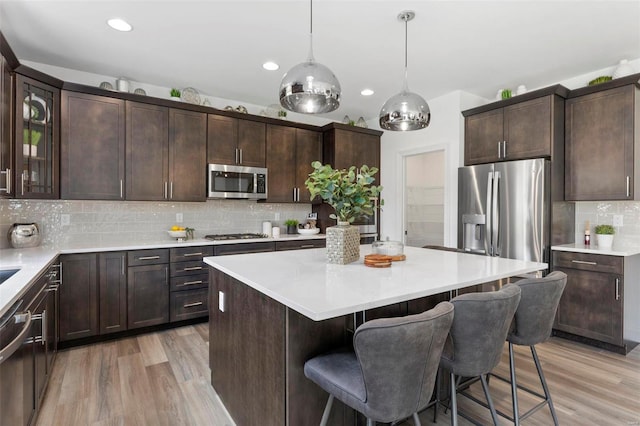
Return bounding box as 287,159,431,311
204,246,548,321
0,234,325,317
552,243,640,257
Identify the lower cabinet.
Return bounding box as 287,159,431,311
59,253,99,342
169,246,213,322
99,252,127,334
275,239,326,251
127,262,169,329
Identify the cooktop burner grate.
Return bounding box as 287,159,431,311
204,233,268,241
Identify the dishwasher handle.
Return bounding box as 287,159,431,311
0,311,32,365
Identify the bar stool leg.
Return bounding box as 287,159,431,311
450,372,458,426
320,394,334,426
433,369,440,422
480,374,499,425
412,412,422,426
366,418,375,426
509,343,520,426
531,346,559,426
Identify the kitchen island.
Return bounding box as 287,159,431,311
204,246,547,426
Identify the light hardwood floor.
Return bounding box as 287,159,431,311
36,324,640,426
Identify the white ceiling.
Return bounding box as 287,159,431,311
1,0,639,122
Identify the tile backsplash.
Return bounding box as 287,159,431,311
0,199,311,249
575,201,640,248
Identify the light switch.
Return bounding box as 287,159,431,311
176,213,183,223
61,214,70,226
219,291,225,312
613,215,623,227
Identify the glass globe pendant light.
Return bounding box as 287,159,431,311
379,11,430,131
279,0,341,114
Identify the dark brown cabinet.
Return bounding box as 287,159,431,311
463,92,565,165
0,49,13,197
61,91,125,199
169,246,212,322
14,74,60,199
59,253,98,342
553,251,624,347
322,124,381,176
207,114,266,167
99,251,127,334
168,108,207,201
266,124,322,203
127,249,169,329
565,80,640,201
275,239,326,251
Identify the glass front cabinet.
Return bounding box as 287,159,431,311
14,74,59,198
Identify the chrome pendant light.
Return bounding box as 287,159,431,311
279,0,341,114
379,11,430,131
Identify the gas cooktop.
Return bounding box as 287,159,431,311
204,233,268,241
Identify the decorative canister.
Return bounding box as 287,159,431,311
613,59,634,79
8,223,42,248
326,222,360,264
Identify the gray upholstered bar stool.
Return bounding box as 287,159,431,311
498,271,567,426
304,301,455,426
438,284,522,426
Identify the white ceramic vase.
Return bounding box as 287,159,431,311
613,59,634,79
326,221,360,264
23,144,37,157
596,234,614,250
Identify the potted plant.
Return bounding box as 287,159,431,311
284,219,299,234
170,88,181,100
23,129,41,157
595,224,615,249
305,161,383,264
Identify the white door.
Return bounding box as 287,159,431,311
404,150,445,247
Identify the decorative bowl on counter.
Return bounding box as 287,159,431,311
168,230,187,240
298,228,320,236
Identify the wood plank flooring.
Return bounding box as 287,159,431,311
36,324,640,426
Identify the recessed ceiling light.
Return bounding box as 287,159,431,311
263,61,279,71
361,89,374,96
107,18,132,32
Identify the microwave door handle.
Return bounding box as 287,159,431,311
492,171,500,257
486,172,493,256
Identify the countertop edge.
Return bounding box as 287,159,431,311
551,244,640,257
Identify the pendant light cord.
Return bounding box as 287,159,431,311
402,14,409,92
307,0,315,62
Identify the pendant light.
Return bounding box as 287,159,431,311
279,0,341,114
379,11,430,131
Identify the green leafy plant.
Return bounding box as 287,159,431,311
501,89,512,99
185,227,195,240
305,161,383,223
170,88,181,97
278,110,287,117
284,219,299,227
588,76,612,86
595,224,615,235
23,129,41,146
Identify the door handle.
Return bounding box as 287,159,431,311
626,176,630,198
0,311,32,363
492,171,501,256
239,149,243,165
183,252,203,257
0,168,11,193
183,266,202,271
183,301,204,308
120,179,123,199
615,278,620,300
497,141,501,159
502,141,507,159
486,172,493,255
170,181,173,199
137,255,160,260
177,280,203,287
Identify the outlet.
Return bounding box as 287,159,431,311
307,212,318,220
61,214,70,226
613,214,623,227
274,212,280,221
176,213,183,223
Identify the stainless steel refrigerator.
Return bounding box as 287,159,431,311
458,158,551,265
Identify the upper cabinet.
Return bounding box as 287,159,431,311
265,124,321,203
61,91,125,200
0,51,12,197
565,75,640,201
207,114,266,167
14,74,60,199
168,108,207,201
322,123,382,182
463,86,567,166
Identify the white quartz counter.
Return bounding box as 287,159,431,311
204,246,548,321
0,234,325,317
552,243,640,257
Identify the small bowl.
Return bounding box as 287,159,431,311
298,228,320,236
168,230,187,239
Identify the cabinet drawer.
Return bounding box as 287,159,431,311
170,273,209,291
214,242,275,256
170,260,206,277
553,251,623,274
170,288,209,322
275,239,326,251
170,246,213,262
128,249,169,266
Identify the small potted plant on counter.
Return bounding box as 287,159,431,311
170,88,181,101
284,219,299,234
595,224,615,249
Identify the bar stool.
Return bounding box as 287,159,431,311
438,284,522,426
497,271,567,425
303,301,454,426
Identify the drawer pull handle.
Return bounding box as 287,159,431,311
183,266,202,271
300,244,315,249
138,256,160,260
183,301,203,308
571,260,597,265
615,278,620,300
183,252,203,257
177,280,203,287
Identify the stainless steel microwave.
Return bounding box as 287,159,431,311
208,164,267,200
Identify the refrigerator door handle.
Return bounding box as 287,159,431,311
486,172,494,255
492,171,501,256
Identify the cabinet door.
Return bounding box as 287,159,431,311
14,74,60,199
503,96,552,160
207,114,237,165
295,129,322,203
565,85,636,200
169,108,206,201
0,53,12,197
554,267,623,345
99,251,127,335
32,291,48,406
266,124,296,202
464,108,503,165
126,101,169,200
59,253,98,341
61,91,125,200
237,120,266,167
127,264,169,329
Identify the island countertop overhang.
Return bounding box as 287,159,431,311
204,246,548,321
